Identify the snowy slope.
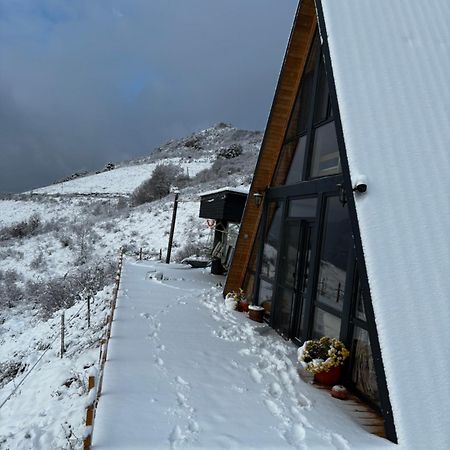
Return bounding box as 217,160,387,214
32,158,211,195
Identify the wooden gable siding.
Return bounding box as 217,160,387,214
224,0,317,295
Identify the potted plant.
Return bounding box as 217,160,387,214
248,305,265,322
297,336,349,385
225,289,248,312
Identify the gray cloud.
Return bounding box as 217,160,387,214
0,0,297,192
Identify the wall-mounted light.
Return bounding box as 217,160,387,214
253,192,263,207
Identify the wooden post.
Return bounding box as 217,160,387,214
139,247,143,260
159,249,162,260
60,312,65,358
87,295,91,328
165,192,179,264
83,375,96,450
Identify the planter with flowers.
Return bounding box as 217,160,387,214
297,336,350,386
224,289,249,312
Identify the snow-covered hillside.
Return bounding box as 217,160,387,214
0,124,261,449
32,123,261,196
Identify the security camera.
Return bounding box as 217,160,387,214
353,176,368,193
353,183,367,193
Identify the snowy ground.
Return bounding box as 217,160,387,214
31,158,212,196
0,124,259,449
92,259,393,450
0,285,113,449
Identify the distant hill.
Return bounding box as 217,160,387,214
36,123,262,196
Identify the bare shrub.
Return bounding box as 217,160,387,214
30,251,47,271
0,214,41,241
0,269,24,308
27,262,115,317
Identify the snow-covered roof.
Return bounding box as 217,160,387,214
199,186,249,197
321,1,450,447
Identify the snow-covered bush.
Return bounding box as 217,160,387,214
0,214,41,241
217,143,243,159
0,269,24,309
131,163,185,206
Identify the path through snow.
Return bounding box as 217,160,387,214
92,259,392,449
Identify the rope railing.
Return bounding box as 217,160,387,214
83,247,124,450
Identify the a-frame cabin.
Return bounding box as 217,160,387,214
225,0,450,447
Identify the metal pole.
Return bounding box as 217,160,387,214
165,192,179,264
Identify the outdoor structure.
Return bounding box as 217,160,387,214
199,188,248,274
225,0,450,448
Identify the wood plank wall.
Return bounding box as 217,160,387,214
224,0,317,295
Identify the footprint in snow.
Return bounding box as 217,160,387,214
264,398,283,417
284,423,306,446
330,433,350,450
268,382,282,399
169,425,184,448
176,392,189,408
175,376,190,388
249,367,263,383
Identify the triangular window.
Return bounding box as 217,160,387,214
273,32,341,186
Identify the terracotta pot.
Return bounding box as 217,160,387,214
313,365,342,386
240,301,249,312
248,306,264,322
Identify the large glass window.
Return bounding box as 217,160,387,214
284,136,307,185
351,327,379,405
256,201,283,318
313,56,331,124
261,202,282,280
310,121,341,178
312,308,341,338
315,197,353,312
288,197,317,219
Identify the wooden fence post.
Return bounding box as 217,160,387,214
87,295,91,328
60,312,65,358
83,374,96,450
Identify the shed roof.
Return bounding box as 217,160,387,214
320,0,450,447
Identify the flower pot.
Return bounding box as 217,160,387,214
248,305,264,323
313,365,342,386
240,301,249,312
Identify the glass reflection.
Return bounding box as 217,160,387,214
316,197,353,312
261,202,282,280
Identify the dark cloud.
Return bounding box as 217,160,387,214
0,0,297,192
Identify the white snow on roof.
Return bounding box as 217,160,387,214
199,186,250,197
321,1,450,448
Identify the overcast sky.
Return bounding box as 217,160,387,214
0,0,297,192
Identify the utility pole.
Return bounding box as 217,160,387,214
165,192,179,264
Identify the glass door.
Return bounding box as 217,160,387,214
271,197,316,338
271,220,302,337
